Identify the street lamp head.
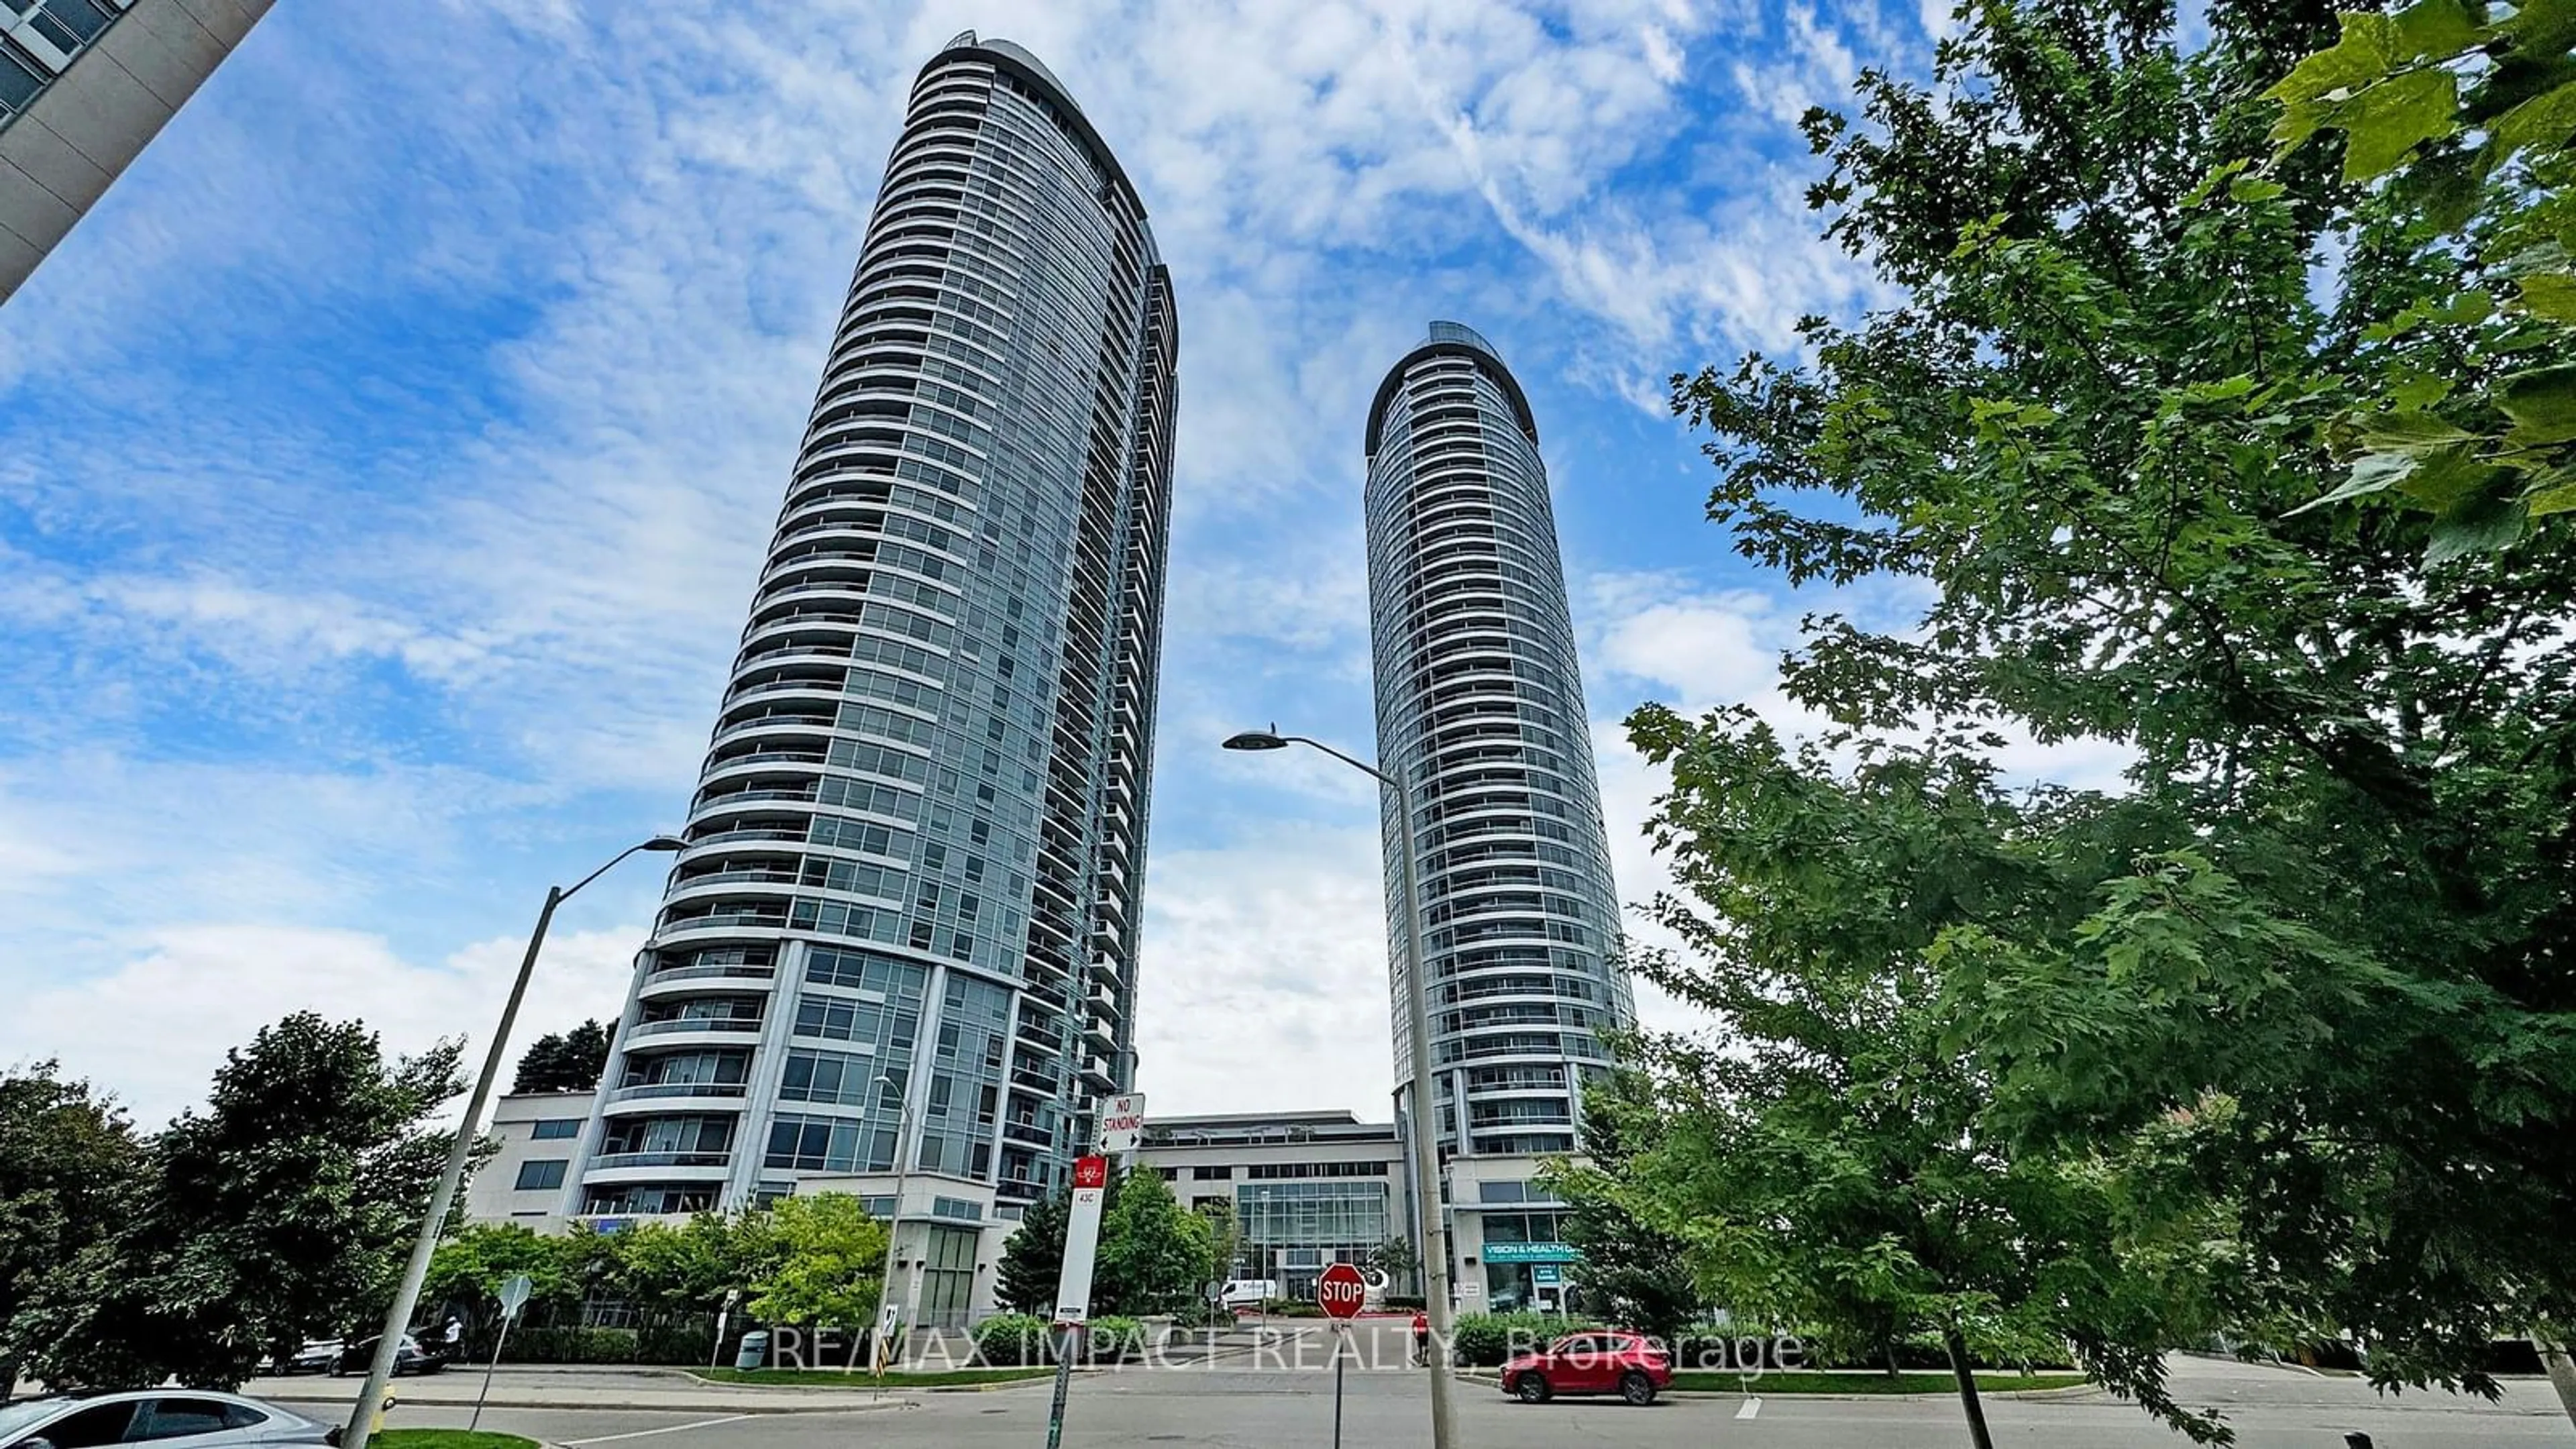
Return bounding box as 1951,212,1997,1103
641,835,688,853
1223,727,1289,752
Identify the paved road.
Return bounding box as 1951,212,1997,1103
355,1352,2574,1448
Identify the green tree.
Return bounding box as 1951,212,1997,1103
0,1063,141,1398
1611,731,2234,1444
746,1193,887,1331
1638,0,2576,1438
612,1210,782,1318
1366,1235,1417,1297
2259,0,2576,546
1540,1072,1702,1346
1194,1199,1242,1298
423,1222,593,1336
511,1020,613,1094
998,1188,1071,1313
1093,1169,1212,1316
42,1014,466,1389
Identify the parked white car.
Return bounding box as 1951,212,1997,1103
0,1389,337,1447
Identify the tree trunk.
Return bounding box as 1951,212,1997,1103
2538,1336,2576,1431
1944,1326,1997,1449
1882,1334,1901,1379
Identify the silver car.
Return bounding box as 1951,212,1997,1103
0,1391,337,1447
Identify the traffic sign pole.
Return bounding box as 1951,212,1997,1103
1316,1261,1367,1449
1044,1092,1141,1449
1333,1328,1348,1449
469,1273,533,1432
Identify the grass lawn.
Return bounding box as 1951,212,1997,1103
371,1433,539,1449
693,1366,1058,1389
1666,1370,2090,1395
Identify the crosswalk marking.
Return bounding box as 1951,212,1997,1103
564,1415,755,1444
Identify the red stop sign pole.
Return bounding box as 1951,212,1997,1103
1318,1263,1368,1448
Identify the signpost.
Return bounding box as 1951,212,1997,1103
1044,1152,1116,1449
468,1273,533,1432
709,1287,739,1368
1097,1093,1148,1152
1042,1092,1144,1449
1318,1262,1366,1449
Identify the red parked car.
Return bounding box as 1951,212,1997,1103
1500,1330,1673,1405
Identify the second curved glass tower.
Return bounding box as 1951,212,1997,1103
1365,323,1631,1307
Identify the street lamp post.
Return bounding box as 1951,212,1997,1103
871,1069,916,1384
342,834,686,1449
1224,727,1457,1449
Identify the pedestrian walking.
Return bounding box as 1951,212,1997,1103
1411,1310,1430,1367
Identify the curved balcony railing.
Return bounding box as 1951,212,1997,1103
626,1016,763,1040
653,910,792,935
586,1150,733,1171
607,1082,749,1104
680,828,808,851
700,751,828,780
667,869,801,892
642,963,776,986
709,712,836,744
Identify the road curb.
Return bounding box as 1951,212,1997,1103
678,1369,1084,1393
258,1391,920,1416
1456,1368,2100,1404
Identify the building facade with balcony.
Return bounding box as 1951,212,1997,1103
563,32,1176,1281
3,0,272,303
1363,322,1633,1312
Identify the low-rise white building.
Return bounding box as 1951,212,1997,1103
464,1089,596,1225
1130,1110,1399,1301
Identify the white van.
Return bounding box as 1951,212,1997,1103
1220,1279,1279,1308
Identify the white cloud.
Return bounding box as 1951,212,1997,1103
1135,825,1397,1119
1,920,645,1127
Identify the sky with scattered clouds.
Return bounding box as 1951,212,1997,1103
0,0,2063,1127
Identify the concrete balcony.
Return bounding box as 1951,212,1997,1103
637,965,775,1002
647,915,792,950
623,1017,764,1048
582,1152,734,1181
601,1082,749,1115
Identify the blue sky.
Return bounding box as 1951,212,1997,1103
0,0,2102,1124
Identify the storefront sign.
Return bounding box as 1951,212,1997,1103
1481,1241,1580,1263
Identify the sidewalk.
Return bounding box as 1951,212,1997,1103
241,1365,917,1416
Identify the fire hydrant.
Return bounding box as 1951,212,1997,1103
372,1393,396,1437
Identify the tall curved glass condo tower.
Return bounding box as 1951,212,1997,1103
1366,323,1632,1311
568,34,1175,1294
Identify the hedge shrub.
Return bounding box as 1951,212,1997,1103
500,1327,639,1364
1084,1316,1146,1362
971,1314,1054,1366
1450,1313,1590,1367
967,1314,1150,1365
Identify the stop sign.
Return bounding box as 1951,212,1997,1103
1316,1262,1367,1320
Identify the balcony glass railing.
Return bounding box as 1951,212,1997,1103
701,752,828,780
643,963,775,985
587,1150,734,1170
627,1017,763,1039
669,870,800,892
608,1082,749,1103
656,912,790,934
